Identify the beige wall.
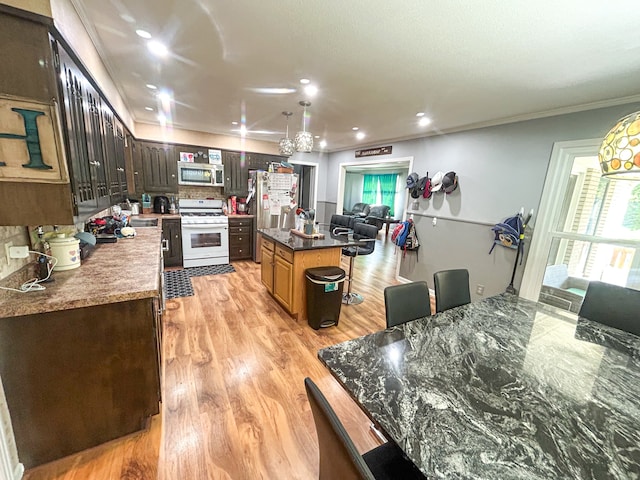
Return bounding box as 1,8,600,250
49,0,134,132
1,0,50,16
135,122,281,155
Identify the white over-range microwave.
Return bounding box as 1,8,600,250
177,161,225,187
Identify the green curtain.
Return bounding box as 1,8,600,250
362,174,378,205
379,173,397,216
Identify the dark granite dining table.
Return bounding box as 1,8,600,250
318,293,640,479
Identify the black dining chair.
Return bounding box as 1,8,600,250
433,269,471,313
304,378,426,480
384,281,431,328
342,222,378,305
578,281,640,336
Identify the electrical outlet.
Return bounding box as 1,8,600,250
9,246,29,258
476,284,485,296
4,241,13,263
432,217,437,226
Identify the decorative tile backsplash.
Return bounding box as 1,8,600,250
178,185,225,200
0,226,31,281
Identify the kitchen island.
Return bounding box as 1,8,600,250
0,228,163,468
259,228,360,321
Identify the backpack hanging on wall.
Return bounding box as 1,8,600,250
394,219,419,257
489,213,524,254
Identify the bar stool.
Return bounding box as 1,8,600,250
342,222,378,305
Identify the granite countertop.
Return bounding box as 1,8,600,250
0,228,162,319
259,227,362,251
319,293,640,479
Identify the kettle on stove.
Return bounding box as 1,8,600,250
153,195,170,214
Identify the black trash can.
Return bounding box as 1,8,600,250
306,266,346,329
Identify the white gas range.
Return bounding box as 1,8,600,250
179,199,229,267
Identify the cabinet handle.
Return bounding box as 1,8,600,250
162,239,169,251
238,237,243,241
171,174,176,178
134,171,139,175
89,160,100,167
117,167,125,172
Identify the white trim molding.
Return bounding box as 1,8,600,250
336,156,414,215
520,138,601,301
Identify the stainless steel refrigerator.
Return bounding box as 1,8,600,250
248,170,299,262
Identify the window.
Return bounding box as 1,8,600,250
523,143,640,312
362,173,398,216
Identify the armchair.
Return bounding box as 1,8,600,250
364,205,391,231
539,264,589,313
343,202,370,217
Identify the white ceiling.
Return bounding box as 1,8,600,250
71,0,640,152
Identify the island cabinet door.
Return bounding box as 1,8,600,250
261,244,274,293
273,253,293,311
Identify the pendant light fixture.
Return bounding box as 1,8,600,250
294,101,313,153
278,111,295,157
598,111,640,180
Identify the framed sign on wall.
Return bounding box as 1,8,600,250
0,95,69,184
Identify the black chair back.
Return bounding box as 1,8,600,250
434,269,471,313
384,282,431,328
342,222,377,257
579,281,640,336
330,214,354,234
304,378,375,480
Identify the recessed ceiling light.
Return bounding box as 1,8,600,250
314,135,320,139
356,132,365,140
231,121,238,125
304,85,318,96
319,140,327,148
249,87,296,94
300,78,310,84
419,117,431,127
136,29,152,39
146,84,157,89
352,127,359,131
416,112,425,117
157,91,172,103
145,106,154,111
147,40,168,57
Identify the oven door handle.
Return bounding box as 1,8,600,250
183,224,228,229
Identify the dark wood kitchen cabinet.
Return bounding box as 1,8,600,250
0,10,75,225
229,216,253,261
247,153,287,171
162,217,183,267
222,150,248,196
57,42,129,216
133,140,178,193
222,151,287,196
0,298,160,469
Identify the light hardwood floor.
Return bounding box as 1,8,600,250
24,235,427,479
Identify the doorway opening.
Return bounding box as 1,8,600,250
337,156,413,220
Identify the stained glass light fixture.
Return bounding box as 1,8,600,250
599,111,640,180
278,111,295,157
294,101,313,152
